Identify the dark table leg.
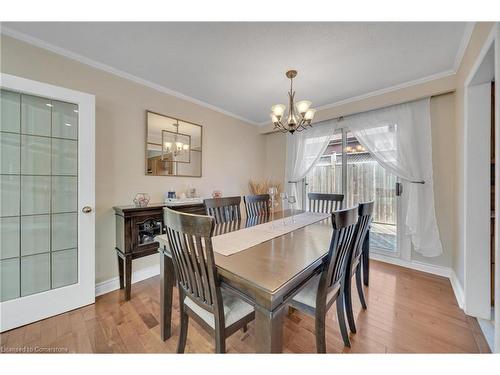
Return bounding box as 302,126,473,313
254,303,285,353
124,256,132,301
117,253,124,290
362,229,370,286
160,249,175,341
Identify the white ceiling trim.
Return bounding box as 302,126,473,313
0,25,260,126
453,22,476,72
258,69,455,126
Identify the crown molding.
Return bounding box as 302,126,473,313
453,22,476,72
258,69,455,127
0,26,260,126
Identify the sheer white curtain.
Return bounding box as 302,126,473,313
285,119,338,207
344,98,442,256
285,98,442,257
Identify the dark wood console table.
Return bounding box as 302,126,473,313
113,202,205,300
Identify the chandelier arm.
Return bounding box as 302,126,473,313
299,120,310,131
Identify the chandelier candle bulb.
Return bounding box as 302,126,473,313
296,100,312,115
271,104,286,118
304,108,316,121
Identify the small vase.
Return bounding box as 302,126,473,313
134,193,150,208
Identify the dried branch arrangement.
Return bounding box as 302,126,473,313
248,180,283,211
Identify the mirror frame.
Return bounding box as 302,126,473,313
145,110,203,177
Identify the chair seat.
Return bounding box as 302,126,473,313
291,274,339,311
184,289,254,329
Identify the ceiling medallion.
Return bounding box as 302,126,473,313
270,70,316,134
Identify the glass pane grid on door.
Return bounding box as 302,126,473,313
0,89,78,302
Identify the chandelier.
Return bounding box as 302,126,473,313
162,120,189,159
270,70,316,134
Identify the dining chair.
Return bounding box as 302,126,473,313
163,208,255,353
344,201,373,334
204,196,242,224
288,206,359,352
243,194,271,218
308,192,344,213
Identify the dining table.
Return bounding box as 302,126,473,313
155,209,370,353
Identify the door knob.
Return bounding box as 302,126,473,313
82,206,93,213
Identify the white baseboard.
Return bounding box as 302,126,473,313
370,253,452,278
370,253,467,309
95,264,160,297
449,270,465,309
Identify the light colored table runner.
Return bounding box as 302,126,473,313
212,212,330,256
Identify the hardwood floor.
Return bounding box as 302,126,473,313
0,260,491,353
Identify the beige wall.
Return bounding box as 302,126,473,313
0,35,266,283
264,132,286,183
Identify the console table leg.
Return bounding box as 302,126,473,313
124,257,132,301
117,254,125,290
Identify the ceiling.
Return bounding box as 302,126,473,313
2,22,470,125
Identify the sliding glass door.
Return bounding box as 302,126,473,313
305,128,408,258
304,129,343,210
345,130,403,256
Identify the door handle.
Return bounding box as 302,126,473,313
395,182,403,197
82,206,93,213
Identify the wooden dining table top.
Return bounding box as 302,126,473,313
156,209,333,304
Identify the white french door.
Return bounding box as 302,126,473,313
0,74,95,332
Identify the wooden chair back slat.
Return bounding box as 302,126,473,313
308,193,344,213
204,196,242,224
322,207,359,290
351,201,374,264
243,194,271,218
164,208,222,315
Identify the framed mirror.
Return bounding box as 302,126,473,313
145,111,202,177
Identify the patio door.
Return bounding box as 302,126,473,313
0,74,95,332
305,128,410,258
344,130,410,258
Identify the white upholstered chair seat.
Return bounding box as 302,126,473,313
184,289,254,329
291,274,339,311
